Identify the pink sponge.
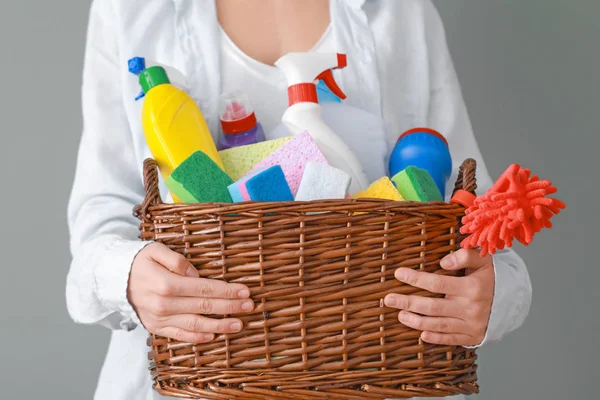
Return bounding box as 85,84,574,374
251,131,328,195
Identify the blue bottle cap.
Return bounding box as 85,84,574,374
128,57,147,100
128,57,146,75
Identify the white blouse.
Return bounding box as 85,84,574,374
67,1,532,399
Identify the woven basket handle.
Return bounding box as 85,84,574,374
451,158,477,247
134,158,163,220
452,158,478,197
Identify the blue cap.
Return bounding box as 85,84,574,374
128,57,146,75
127,57,147,100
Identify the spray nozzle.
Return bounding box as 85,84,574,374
276,52,348,106
318,54,347,100
128,57,147,101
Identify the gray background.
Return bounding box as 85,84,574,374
0,0,596,399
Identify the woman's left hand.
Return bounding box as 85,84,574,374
384,249,494,347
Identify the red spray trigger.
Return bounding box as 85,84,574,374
317,70,346,100
316,54,347,100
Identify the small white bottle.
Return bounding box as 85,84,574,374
275,52,369,194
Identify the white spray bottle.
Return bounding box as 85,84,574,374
275,52,369,193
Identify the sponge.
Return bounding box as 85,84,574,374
295,162,351,201
391,166,443,202
228,165,294,202
227,167,266,202
165,151,234,203
218,136,292,181
252,132,328,196
353,177,404,201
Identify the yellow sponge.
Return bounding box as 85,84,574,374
218,136,293,181
353,177,404,201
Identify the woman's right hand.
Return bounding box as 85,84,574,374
127,243,254,343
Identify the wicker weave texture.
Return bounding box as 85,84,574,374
135,158,480,399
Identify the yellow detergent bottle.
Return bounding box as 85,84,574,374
132,61,224,201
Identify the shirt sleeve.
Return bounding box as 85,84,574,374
66,0,151,331
422,1,533,346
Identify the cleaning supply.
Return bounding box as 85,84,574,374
391,166,443,202
252,131,328,196
165,151,233,204
217,90,266,150
228,166,294,203
453,163,565,256
128,58,224,193
389,128,452,196
227,167,267,202
353,177,404,201
275,52,369,194
295,162,351,201
218,136,292,181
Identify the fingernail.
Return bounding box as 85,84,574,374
398,311,409,322
238,289,250,298
186,266,198,277
230,322,242,331
242,301,254,312
384,295,397,307
440,256,455,269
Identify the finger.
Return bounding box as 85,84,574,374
440,249,492,271
155,327,215,344
153,296,255,316
421,331,480,347
148,243,199,277
398,311,469,334
155,273,251,300
384,294,465,319
166,314,245,334
394,268,465,296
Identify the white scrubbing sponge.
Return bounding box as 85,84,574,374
295,162,352,201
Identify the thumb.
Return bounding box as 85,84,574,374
147,243,199,277
440,248,492,271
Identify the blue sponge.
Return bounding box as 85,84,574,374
228,165,294,202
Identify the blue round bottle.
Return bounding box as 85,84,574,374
388,128,453,196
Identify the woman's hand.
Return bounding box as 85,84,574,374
384,249,494,346
128,243,255,343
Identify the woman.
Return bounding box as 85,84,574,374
67,0,532,399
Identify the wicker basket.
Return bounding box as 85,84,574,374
134,158,480,399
